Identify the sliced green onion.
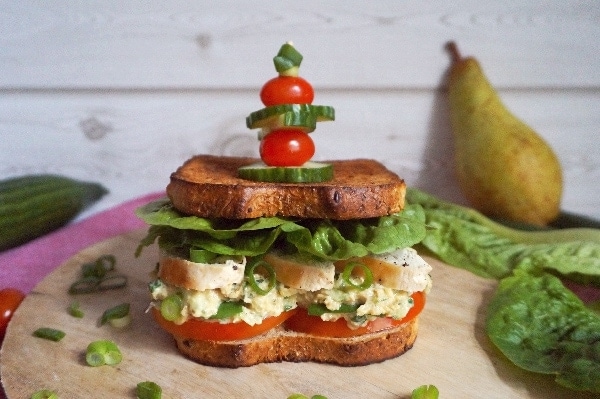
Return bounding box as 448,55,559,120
68,276,101,294
160,294,183,322
68,301,84,318
30,389,59,399
189,248,218,263
33,327,66,342
210,301,244,319
97,274,128,291
411,384,439,399
85,339,122,367
341,261,373,290
245,259,276,295
136,381,162,399
307,303,359,316
81,254,116,278
99,303,130,327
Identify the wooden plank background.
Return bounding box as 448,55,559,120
1,1,599,221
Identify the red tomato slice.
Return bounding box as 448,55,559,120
151,307,297,341
260,76,314,106
285,291,425,338
260,129,315,167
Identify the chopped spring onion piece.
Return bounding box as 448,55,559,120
33,327,66,342
81,254,116,278
245,259,276,295
97,274,128,290
99,303,130,327
210,301,244,319
85,339,122,367
69,254,126,294
287,395,328,399
160,294,183,322
68,301,84,318
189,248,218,263
30,389,59,399
68,276,101,294
69,274,127,294
341,261,373,290
307,303,359,316
136,381,162,399
411,384,439,399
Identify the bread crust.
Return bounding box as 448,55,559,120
167,155,406,220
171,317,418,368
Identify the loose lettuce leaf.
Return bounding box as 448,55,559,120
406,188,600,284
487,271,600,392
135,198,427,260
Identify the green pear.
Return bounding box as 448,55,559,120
446,42,563,226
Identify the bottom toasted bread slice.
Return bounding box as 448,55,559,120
170,317,418,368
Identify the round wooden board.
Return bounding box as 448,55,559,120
0,230,592,398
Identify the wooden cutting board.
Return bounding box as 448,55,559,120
0,230,593,399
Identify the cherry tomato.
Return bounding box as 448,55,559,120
260,76,314,106
285,292,425,338
0,288,26,342
151,307,297,342
260,129,315,167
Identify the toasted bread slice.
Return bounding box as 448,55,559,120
167,155,406,220
171,317,418,368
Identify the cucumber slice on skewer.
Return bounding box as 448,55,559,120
238,162,333,183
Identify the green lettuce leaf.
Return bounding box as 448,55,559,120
487,271,600,392
135,197,427,260
406,188,600,284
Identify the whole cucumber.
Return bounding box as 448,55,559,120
0,174,108,251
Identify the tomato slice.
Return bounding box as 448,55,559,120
285,291,425,338
260,76,314,106
151,307,297,341
260,129,315,167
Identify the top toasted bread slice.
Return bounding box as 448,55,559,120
167,155,406,220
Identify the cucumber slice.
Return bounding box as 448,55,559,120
246,104,335,130
238,162,333,183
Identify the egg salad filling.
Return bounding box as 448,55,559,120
148,246,432,330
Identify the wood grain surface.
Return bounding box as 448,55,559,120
1,230,596,399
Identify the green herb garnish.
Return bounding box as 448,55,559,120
32,327,65,342
85,339,122,367
136,381,162,399
411,384,439,399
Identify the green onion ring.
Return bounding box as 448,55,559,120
68,301,84,318
341,261,373,290
136,381,162,399
85,339,122,367
99,302,130,326
97,274,128,291
30,389,59,399
245,259,276,295
160,294,183,322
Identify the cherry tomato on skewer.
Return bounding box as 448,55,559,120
260,129,315,167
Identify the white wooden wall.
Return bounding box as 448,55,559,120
1,1,599,221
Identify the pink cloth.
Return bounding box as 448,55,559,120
0,192,164,294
